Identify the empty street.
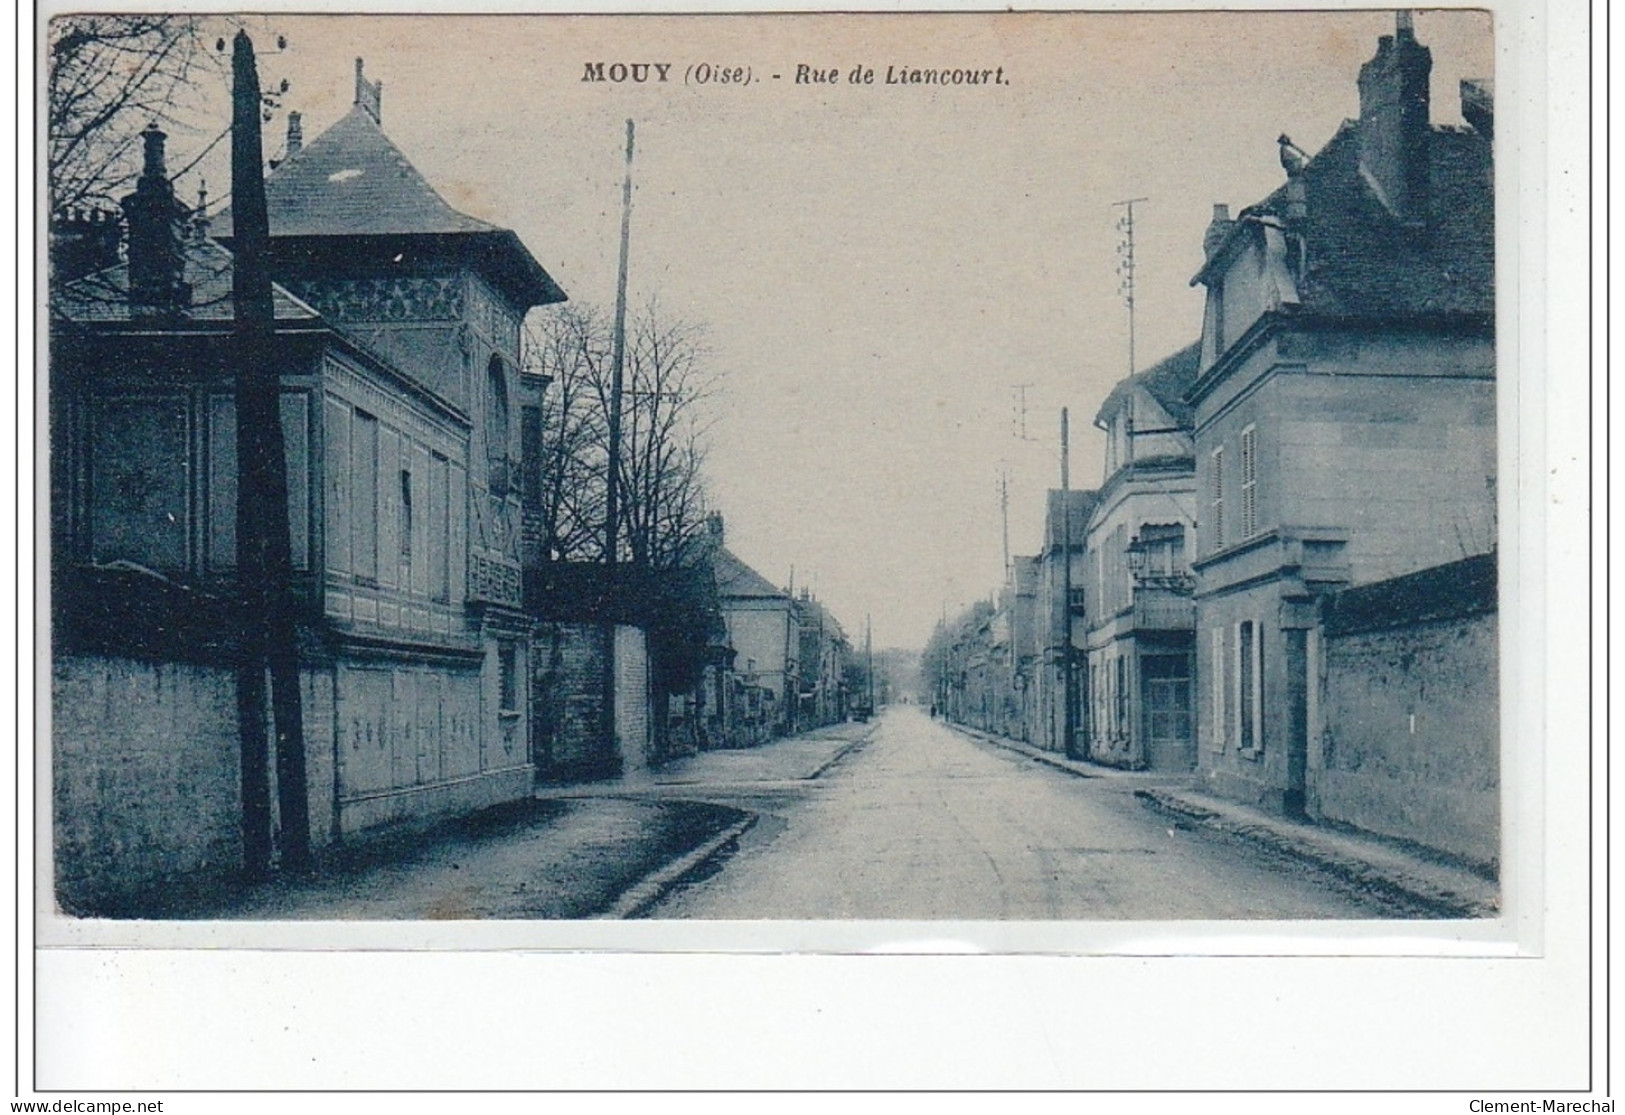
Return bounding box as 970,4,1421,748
644,707,1407,919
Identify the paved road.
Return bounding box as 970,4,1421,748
649,705,1402,919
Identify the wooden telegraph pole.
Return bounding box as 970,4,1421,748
1061,408,1079,760
603,119,635,768
232,31,311,875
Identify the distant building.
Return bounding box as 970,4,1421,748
796,591,852,729
1187,15,1496,865
1034,488,1096,755
1083,342,1201,771
1006,556,1042,743
710,522,799,743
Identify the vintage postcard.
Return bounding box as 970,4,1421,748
29,0,1593,1092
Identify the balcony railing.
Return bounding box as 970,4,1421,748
1132,585,1196,631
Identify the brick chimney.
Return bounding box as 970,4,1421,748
119,124,190,316
286,110,303,156
1202,203,1232,259
354,58,382,124
1356,11,1433,224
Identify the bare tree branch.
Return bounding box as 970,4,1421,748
525,297,721,569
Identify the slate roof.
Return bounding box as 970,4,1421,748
1094,341,1201,429
1197,120,1493,320
713,546,787,601
1043,488,1097,552
215,105,565,308
219,107,495,239
53,237,319,325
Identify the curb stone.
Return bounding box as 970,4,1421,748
804,723,881,780
601,814,758,919
944,722,1098,779
1135,787,1496,919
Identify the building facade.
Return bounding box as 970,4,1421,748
1033,488,1096,756
711,530,799,742
1188,17,1496,837
1083,343,1200,771
52,64,569,905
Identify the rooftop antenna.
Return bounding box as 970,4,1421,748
1010,382,1037,442
1113,197,1149,377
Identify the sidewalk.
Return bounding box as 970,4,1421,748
85,720,877,921
945,719,1499,919
532,719,879,798
84,796,749,921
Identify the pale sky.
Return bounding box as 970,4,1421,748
163,9,1493,651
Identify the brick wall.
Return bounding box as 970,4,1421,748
529,622,652,780
531,622,613,779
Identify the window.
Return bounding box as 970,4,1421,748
1239,424,1258,539
498,641,519,713
1209,627,1227,751
1237,619,1264,752
351,410,379,582
521,404,543,507
399,469,413,561
1115,655,1128,737
1209,445,1225,551
91,397,189,571
430,452,450,603
485,355,511,495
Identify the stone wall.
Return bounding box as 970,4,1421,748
1312,555,1498,871
52,654,336,912
614,624,651,773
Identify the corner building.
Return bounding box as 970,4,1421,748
1188,18,1496,828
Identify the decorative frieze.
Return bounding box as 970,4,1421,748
469,552,522,608
288,276,464,324
465,274,521,361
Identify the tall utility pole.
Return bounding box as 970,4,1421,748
783,566,797,735
603,119,634,769
866,614,874,714
232,31,310,875
605,118,635,568
1060,407,1078,760
1113,197,1149,378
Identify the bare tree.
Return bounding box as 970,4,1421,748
526,304,611,563
47,15,226,215
526,298,720,569
616,301,719,568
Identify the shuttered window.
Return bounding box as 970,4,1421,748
1239,424,1258,540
